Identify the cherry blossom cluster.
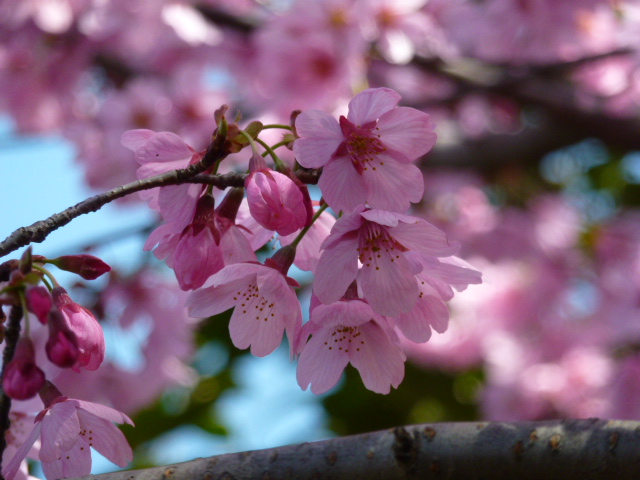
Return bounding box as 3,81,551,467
0,249,133,479
121,87,481,395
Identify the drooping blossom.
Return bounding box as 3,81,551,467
293,87,436,212
51,287,105,372
313,206,459,317
245,152,310,236
187,253,302,357
296,295,405,394
3,382,133,480
146,188,256,291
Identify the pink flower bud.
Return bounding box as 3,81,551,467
245,155,308,236
52,254,112,280
3,338,45,400
46,308,80,368
52,287,105,371
26,285,52,324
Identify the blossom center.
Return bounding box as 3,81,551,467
323,325,366,353
233,282,276,322
358,222,405,268
339,116,385,173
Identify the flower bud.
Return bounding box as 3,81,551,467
51,255,111,280
52,287,105,371
46,308,80,368
3,338,45,400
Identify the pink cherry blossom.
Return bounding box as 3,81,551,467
51,287,105,372
296,297,405,394
293,87,436,212
245,153,309,236
187,262,302,357
314,206,459,317
3,385,133,480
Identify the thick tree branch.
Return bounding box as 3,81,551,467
80,419,640,480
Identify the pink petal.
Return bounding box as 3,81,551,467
312,301,378,329
297,327,350,394
319,206,364,251
39,402,79,462
220,226,258,266
358,250,419,317
350,322,405,394
75,401,134,425
431,257,484,291
157,183,202,225
362,156,424,212
389,219,460,257
377,107,437,160
120,129,155,151
135,131,195,164
346,88,401,125
186,278,250,318
318,155,366,213
77,410,133,467
228,295,286,357
396,293,449,342
293,110,343,168
2,423,42,480
314,232,359,304
41,439,91,480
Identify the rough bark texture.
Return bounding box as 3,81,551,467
79,419,640,480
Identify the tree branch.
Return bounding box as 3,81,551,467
0,168,321,260
80,419,640,480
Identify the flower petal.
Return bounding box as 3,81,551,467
377,107,437,160
297,327,350,394
350,322,405,394
358,249,419,317
318,155,366,213
314,232,359,305
294,110,343,168
77,410,133,467
362,156,424,212
347,88,401,125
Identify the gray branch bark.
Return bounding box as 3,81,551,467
79,419,640,480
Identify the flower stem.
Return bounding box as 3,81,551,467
289,204,329,249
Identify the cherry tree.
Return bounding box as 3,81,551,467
2,1,640,478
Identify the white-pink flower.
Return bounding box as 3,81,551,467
186,262,302,357
314,206,459,317
3,391,133,480
293,87,436,212
296,298,405,394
